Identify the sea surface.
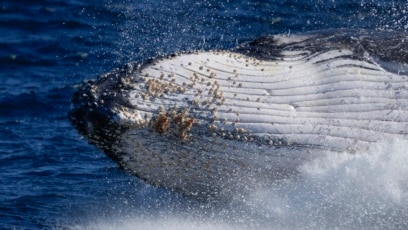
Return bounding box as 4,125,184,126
1,0,408,229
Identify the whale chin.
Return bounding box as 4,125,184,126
69,29,408,198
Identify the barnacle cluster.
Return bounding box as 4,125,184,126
128,51,273,144
152,109,194,140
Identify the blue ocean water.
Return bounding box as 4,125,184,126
1,0,408,229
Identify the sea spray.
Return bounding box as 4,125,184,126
247,138,408,229
76,138,408,229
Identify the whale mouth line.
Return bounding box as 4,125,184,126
69,29,408,198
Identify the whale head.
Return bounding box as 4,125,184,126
69,51,313,197
69,30,408,198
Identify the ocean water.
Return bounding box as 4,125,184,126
1,0,408,229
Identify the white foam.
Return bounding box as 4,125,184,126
73,138,408,230
247,137,408,229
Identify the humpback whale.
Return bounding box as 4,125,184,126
69,29,408,198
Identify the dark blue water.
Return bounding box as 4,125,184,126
1,0,407,229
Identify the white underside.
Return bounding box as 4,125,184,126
123,50,408,150
110,49,408,196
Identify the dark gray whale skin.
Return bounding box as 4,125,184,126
69,29,408,197
240,29,408,67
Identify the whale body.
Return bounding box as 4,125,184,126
69,29,408,198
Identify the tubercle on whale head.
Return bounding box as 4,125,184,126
68,63,151,153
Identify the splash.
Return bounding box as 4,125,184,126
71,138,408,230
247,138,408,229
